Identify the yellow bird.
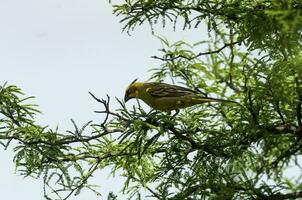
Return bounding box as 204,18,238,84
124,79,238,112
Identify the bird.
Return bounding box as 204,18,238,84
124,79,238,112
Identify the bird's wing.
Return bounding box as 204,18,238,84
146,83,196,97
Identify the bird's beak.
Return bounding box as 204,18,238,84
124,94,131,102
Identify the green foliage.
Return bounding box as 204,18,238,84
1,0,302,199
114,0,302,56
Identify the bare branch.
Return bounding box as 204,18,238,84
151,41,241,61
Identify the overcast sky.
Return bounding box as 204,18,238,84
0,0,207,199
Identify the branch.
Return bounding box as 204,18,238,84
168,185,199,200
257,191,302,200
151,41,241,61
0,126,124,148
295,78,302,127
246,87,259,125
63,159,101,200
166,123,229,158
270,139,302,168
260,124,302,136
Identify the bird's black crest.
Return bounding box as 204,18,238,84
130,78,138,85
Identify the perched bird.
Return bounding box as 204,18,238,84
124,79,238,112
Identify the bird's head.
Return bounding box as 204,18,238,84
124,79,141,102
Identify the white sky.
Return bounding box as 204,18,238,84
0,0,206,199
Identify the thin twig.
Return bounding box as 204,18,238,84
63,159,101,200
151,41,241,61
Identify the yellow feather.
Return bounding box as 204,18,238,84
125,82,239,111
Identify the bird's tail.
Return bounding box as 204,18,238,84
197,96,239,105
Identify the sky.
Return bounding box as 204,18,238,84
0,0,205,199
